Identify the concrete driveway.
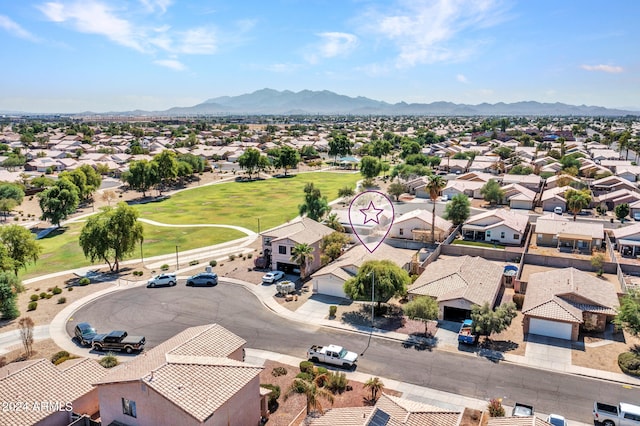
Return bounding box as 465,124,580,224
524,334,572,370
295,294,350,322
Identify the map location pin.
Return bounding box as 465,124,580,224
348,190,395,253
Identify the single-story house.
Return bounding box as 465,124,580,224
600,159,633,173
533,214,603,253
456,171,494,182
502,183,536,210
95,324,267,426
592,175,638,195
522,268,619,340
540,186,570,212
311,243,415,299
591,149,620,161
440,180,484,200
389,209,453,242
440,158,469,174
408,255,504,321
613,223,640,257
597,188,640,210
462,209,529,245
544,174,581,190
501,174,541,191
617,166,640,182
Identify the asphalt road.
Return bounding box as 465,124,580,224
68,281,640,423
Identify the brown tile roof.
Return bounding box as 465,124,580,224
522,268,619,322
408,256,503,306
535,217,604,239
613,222,640,239
488,416,552,426
0,358,107,426
465,209,529,233
263,217,335,245
307,407,374,425
393,209,453,233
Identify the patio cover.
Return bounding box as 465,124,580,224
618,239,640,247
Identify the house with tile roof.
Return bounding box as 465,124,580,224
307,393,462,426
591,175,638,195
540,186,572,212
488,416,552,426
408,256,504,321
95,324,266,426
522,268,619,341
311,243,415,299
440,179,485,200
462,209,529,245
0,357,107,426
260,217,335,276
533,214,604,253
502,183,536,210
613,223,640,257
501,174,542,191
389,209,453,242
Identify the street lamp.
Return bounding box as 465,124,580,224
175,245,179,271
368,270,375,328
140,240,144,266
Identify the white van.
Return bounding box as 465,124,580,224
554,206,563,215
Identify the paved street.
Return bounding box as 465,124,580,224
67,281,640,424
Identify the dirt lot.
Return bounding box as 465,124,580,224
572,330,640,373
0,338,67,366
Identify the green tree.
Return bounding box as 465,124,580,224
275,145,301,176
320,231,350,263
290,243,314,279
0,225,42,276
78,164,102,197
122,160,159,197
343,260,410,311
471,302,517,340
153,150,179,191
444,193,471,226
283,376,334,416
426,175,446,243
614,289,640,335
363,377,385,402
615,203,630,222
59,169,88,201
337,186,355,203
177,153,206,174
299,182,329,221
79,202,144,272
387,182,407,201
38,178,80,227
565,189,592,222
591,253,605,277
238,147,269,179
328,133,351,164
0,271,20,320
404,296,439,335
0,183,25,205
323,213,344,233
0,199,17,220
371,139,392,159
360,156,381,180
494,146,513,160
480,179,504,206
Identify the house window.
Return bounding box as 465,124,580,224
514,234,520,240
500,231,505,239
122,398,137,418
399,228,404,236
278,246,287,255
486,230,491,237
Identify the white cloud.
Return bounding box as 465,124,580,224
153,58,186,71
38,1,144,51
176,27,217,54
264,63,303,73
361,0,509,67
0,14,40,42
456,74,468,83
139,0,172,14
305,32,358,64
580,64,624,73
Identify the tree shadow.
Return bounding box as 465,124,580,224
401,334,438,352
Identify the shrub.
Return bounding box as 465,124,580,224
326,371,348,394
99,353,119,368
68,287,73,292
260,384,281,412
39,292,47,299
618,352,640,376
295,372,313,382
45,294,52,299
57,297,66,304
487,398,505,417
51,351,70,364
247,253,253,259
329,305,337,318
160,264,169,271
315,366,328,376
209,260,217,267
78,277,90,286
229,254,236,261
512,294,525,310
299,360,314,374
271,366,288,377
189,260,199,266
52,287,62,295
30,294,39,302
27,301,37,311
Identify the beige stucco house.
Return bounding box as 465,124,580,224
462,209,529,245
389,209,453,242
533,214,603,253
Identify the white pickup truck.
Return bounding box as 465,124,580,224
307,344,358,369
593,401,640,425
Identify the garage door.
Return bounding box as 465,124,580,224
529,318,572,340
443,306,470,322
315,281,347,299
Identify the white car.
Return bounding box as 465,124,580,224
262,271,284,283
546,414,567,426
147,273,177,288
554,206,563,215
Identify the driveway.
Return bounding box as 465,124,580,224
295,294,349,322
524,334,572,370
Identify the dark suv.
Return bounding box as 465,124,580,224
186,272,218,287
74,322,98,346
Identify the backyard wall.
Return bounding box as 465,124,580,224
441,244,522,262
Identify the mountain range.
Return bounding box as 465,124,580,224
5,89,639,116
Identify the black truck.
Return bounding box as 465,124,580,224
92,330,145,354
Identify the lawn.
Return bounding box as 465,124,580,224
20,222,245,279
452,239,506,250
133,172,361,231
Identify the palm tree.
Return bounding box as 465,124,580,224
291,243,315,279
364,377,385,402
425,175,446,243
565,189,592,222
284,377,334,416
324,212,345,232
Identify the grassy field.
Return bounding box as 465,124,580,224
452,239,506,249
133,172,360,231
21,172,359,278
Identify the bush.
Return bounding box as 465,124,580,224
315,366,328,375
618,352,640,376
99,353,119,368
299,360,314,374
132,271,143,276
229,254,236,261
271,366,288,377
57,297,66,304
295,372,313,382
329,305,337,318
487,398,505,417
260,384,281,412
68,287,73,292
160,264,169,271
30,294,39,302
189,260,199,266
209,260,217,267
39,292,47,299
247,253,253,259
52,287,62,295
45,294,52,299
326,371,348,394
27,302,37,311
78,277,90,286
51,351,70,364
512,294,525,310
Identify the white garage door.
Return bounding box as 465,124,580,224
315,280,347,299
529,318,572,340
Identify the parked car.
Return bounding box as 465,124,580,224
546,414,567,426
186,272,219,287
554,206,563,215
147,273,176,288
634,212,640,221
307,344,358,369
92,330,145,354
593,401,640,425
74,322,98,346
512,402,534,417
262,270,285,283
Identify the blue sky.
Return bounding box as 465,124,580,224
1,0,638,113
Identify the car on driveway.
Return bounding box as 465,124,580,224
186,272,218,287
262,271,284,283
74,322,98,346
546,414,567,426
147,273,176,288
